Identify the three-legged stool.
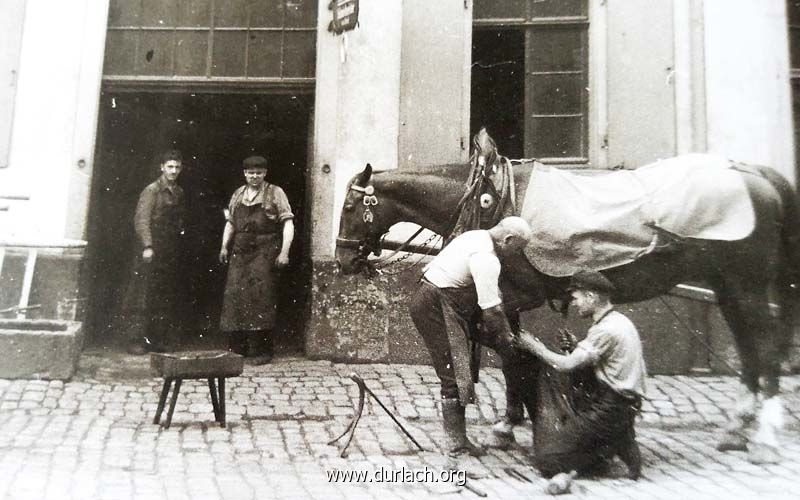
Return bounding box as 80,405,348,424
150,350,244,429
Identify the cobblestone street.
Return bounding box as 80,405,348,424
0,351,798,500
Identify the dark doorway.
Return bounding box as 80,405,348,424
470,29,525,159
84,91,312,356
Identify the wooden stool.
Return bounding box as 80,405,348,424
150,350,244,429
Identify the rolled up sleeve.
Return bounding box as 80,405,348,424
273,186,294,222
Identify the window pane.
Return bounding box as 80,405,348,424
175,31,208,75
247,32,282,77
251,0,284,27
474,0,525,20
141,0,177,27
211,31,247,76
789,0,800,25
103,30,138,75
177,0,211,27
530,0,587,19
136,31,175,75
214,0,249,27
529,28,584,71
530,74,584,115
108,0,140,26
794,81,800,178
282,32,316,78
792,27,800,70
528,116,583,158
471,29,526,158
284,0,316,28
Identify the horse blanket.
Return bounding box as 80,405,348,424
519,154,756,277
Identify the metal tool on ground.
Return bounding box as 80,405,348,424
462,481,488,497
328,372,425,457
503,467,533,483
545,470,577,495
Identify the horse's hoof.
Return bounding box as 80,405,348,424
448,439,486,458
716,432,748,452
748,443,781,464
482,430,516,450
483,420,516,449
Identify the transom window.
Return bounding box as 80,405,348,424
472,0,589,163
103,0,316,83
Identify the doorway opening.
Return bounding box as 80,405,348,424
84,91,312,356
471,28,525,159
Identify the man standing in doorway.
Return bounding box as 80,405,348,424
409,216,532,456
127,149,187,354
219,155,295,365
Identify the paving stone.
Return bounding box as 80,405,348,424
0,355,798,499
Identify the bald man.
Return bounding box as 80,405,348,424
409,216,532,457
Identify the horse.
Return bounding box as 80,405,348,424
334,135,800,464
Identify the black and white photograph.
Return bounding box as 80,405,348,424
0,0,798,498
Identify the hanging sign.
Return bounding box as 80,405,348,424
328,0,359,34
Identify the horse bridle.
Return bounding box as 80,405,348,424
336,183,384,267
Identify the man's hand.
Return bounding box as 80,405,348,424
219,248,229,265
142,247,154,263
275,253,289,270
512,329,546,355
558,327,578,353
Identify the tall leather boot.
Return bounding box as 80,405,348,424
247,330,274,365
441,398,485,457
228,331,248,356
616,425,642,480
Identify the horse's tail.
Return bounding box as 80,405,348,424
754,166,800,287
751,166,800,356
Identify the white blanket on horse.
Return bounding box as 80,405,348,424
520,154,755,277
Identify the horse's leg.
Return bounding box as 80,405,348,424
713,282,784,462
750,283,790,464
470,307,526,449
493,257,547,433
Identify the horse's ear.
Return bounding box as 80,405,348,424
473,127,497,165
357,163,373,185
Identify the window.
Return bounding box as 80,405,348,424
103,0,316,83
789,1,800,176
473,0,589,163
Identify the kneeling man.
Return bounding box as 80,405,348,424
513,270,647,479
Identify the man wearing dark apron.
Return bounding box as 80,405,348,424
513,269,647,480
219,155,294,365
126,149,186,354
409,217,532,456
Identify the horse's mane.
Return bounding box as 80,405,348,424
377,162,471,182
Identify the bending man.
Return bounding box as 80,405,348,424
409,216,532,456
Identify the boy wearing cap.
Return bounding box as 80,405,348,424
219,155,294,364
127,149,187,354
513,269,647,480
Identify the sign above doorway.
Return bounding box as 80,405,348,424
328,0,359,34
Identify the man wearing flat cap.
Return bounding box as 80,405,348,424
126,148,187,354
218,155,294,364
513,269,647,480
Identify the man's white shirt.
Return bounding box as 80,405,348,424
423,230,502,310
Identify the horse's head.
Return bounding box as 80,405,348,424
335,163,389,274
